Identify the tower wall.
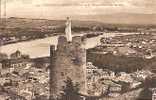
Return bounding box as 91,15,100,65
50,36,86,99
49,45,56,99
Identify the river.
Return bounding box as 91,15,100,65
0,32,138,58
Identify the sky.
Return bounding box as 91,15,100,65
2,0,156,20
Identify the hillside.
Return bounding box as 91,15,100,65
1,16,156,31
0,16,155,41
72,13,156,25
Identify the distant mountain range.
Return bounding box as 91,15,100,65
1,13,156,30
71,13,156,25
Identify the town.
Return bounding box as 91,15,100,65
0,17,155,100
0,0,156,99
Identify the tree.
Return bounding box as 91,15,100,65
0,52,8,60
59,77,82,100
33,93,48,100
21,54,30,59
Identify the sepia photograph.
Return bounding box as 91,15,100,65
0,0,156,100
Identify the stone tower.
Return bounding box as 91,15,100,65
50,36,86,99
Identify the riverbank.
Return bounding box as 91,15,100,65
0,32,138,58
